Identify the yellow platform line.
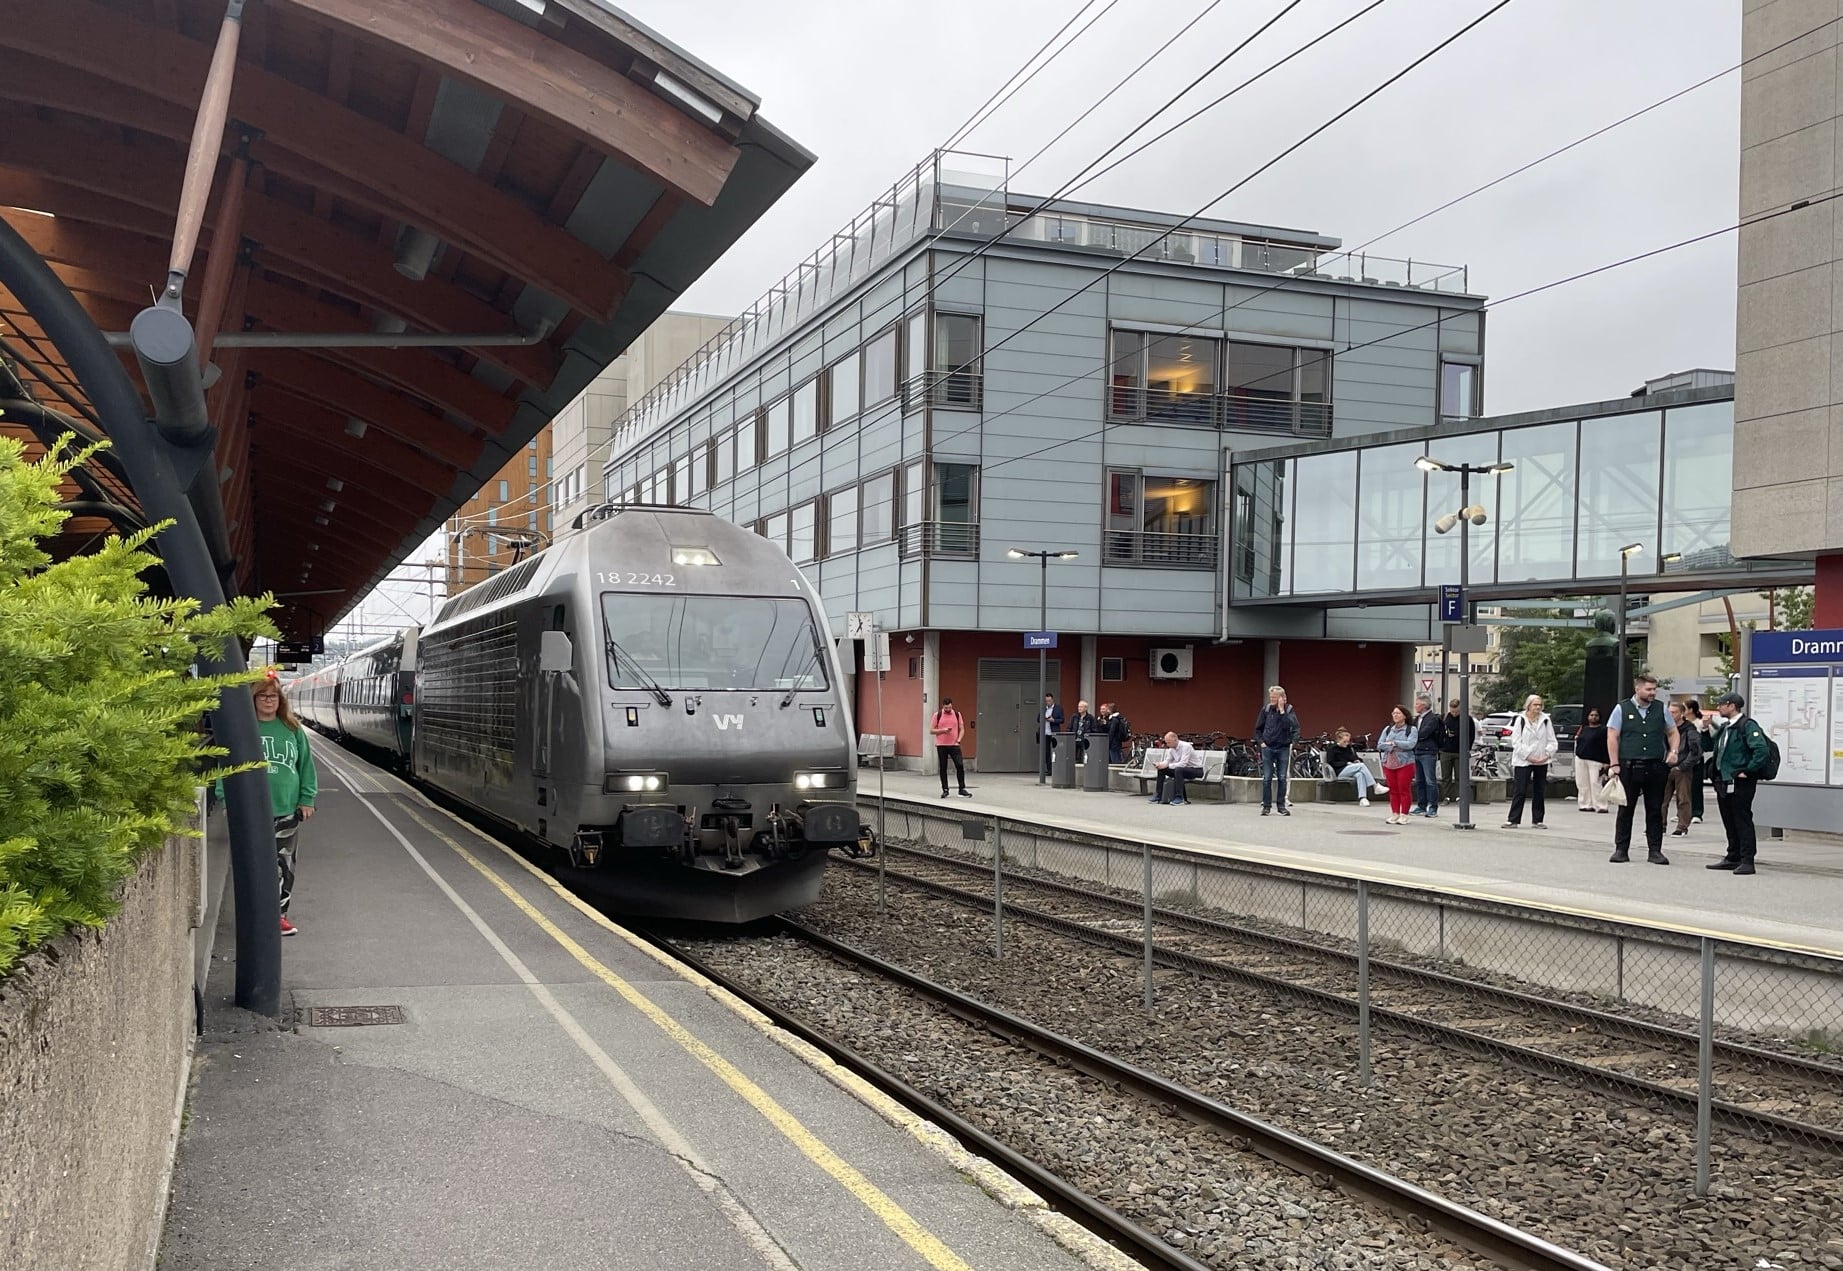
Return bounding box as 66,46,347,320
390,801,975,1271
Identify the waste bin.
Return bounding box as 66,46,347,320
1050,730,1078,788
1082,741,1111,791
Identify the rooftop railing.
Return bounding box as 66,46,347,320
606,149,1467,464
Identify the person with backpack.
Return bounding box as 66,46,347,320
1105,703,1131,764
1708,691,1775,875
930,696,972,799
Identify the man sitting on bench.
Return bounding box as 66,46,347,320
1149,731,1205,805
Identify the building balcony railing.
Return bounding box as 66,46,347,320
898,520,980,559
903,370,983,412
1104,530,1219,568
1110,389,1332,437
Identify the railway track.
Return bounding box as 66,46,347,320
845,844,1843,1154
658,918,1613,1271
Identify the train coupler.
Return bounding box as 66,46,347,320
567,831,605,869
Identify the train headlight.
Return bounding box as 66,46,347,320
671,547,720,566
606,772,669,794
793,772,837,790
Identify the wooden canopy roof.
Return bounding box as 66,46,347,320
0,0,810,638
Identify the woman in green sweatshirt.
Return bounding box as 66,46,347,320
250,674,317,936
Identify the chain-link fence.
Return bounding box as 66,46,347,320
861,798,1843,1182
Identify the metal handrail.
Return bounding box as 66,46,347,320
897,520,979,558
902,370,983,411
1104,529,1217,567
1110,387,1332,436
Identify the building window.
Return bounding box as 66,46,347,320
1440,360,1479,421
487,506,498,526
762,511,788,551
1110,329,1145,416
863,327,898,406
673,457,690,504
1146,332,1220,424
714,429,736,484
497,479,509,502
901,460,924,528
827,354,860,429
792,377,818,445
763,396,791,458
1104,469,1217,567
689,443,708,497
735,415,757,472
1101,656,1125,682
826,485,859,556
861,470,895,544
528,456,537,478
928,313,982,409
1109,327,1332,435
900,461,979,558
790,500,817,564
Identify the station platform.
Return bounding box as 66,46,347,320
862,767,1843,958
160,747,1120,1271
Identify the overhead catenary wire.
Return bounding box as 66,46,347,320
962,186,1833,483
939,0,1123,152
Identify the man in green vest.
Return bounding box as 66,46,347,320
1708,691,1772,875
1605,672,1678,865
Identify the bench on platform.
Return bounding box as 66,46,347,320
1125,749,1230,800
856,734,896,768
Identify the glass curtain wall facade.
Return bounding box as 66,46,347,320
1232,395,1742,603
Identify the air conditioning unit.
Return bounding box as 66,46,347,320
1148,646,1194,680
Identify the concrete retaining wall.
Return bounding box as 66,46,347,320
0,834,201,1271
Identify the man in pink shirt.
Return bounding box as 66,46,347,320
930,696,972,798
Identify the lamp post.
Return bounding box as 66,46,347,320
1615,543,1681,694
1009,547,1078,783
1415,455,1513,831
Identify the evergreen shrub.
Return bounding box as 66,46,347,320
0,436,274,978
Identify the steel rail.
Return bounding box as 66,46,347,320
644,931,1216,1271
879,843,1843,1086
845,853,1843,1154
747,917,1615,1271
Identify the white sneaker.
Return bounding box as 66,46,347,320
1358,797,1370,807
1375,782,1389,793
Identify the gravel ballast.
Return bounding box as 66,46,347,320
696,864,1843,1271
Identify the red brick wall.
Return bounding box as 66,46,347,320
924,633,1410,754
1278,641,1406,742
853,631,925,756
1093,638,1263,739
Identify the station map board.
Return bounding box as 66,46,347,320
1748,629,1843,788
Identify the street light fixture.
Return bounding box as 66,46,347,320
1614,545,1684,694
1416,455,1513,830
1010,547,1079,783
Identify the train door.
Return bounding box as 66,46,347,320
974,658,1061,772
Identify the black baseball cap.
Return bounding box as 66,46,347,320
1713,691,1745,710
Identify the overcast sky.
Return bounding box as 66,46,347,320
658,0,1744,414
332,0,1747,641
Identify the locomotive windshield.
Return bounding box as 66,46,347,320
599,594,829,692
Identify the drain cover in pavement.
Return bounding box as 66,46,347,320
307,1005,405,1027
1336,830,1397,837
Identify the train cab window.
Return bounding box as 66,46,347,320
599,594,829,693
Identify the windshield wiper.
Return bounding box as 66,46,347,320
604,634,671,708
778,625,828,708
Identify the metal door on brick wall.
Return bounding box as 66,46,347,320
976,658,1061,772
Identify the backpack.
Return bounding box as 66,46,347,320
1758,728,1781,781
1113,713,1129,738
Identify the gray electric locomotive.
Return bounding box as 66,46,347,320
414,505,857,921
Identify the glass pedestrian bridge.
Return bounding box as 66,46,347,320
1229,384,1810,607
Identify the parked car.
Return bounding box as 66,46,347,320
1480,712,1519,751
1548,703,1584,752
